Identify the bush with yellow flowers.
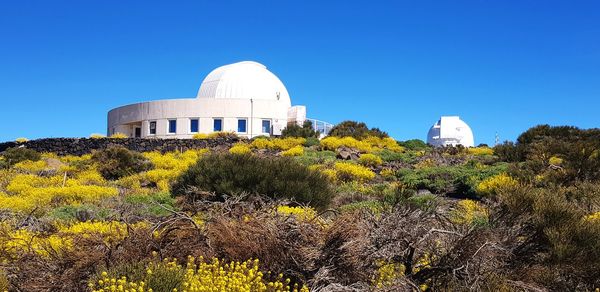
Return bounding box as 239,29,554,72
229,144,252,155
251,137,306,151
357,153,382,167
320,136,372,153
372,260,405,288
15,137,28,143
142,149,209,192
251,137,275,149
476,173,518,197
450,199,488,226
334,162,375,182
59,221,145,245
91,256,309,292
109,132,128,139
89,133,106,139
0,173,118,213
276,205,317,222
548,156,563,166
467,147,494,156
362,136,404,152
281,145,304,157
0,225,71,258
12,159,48,173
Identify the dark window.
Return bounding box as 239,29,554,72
213,119,223,132
190,119,199,133
168,120,177,133
237,119,247,133
149,121,156,135
262,120,271,134
135,127,141,138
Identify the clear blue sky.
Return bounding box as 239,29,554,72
1,1,598,145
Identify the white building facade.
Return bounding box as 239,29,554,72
427,116,475,147
107,61,314,139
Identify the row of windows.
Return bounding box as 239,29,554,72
148,119,271,135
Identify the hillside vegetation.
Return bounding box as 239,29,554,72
0,124,599,291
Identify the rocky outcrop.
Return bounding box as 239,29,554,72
0,137,242,156
336,146,360,160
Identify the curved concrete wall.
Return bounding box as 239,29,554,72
107,97,292,139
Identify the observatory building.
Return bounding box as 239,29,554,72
107,61,331,139
427,116,475,147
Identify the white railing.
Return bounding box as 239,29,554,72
305,118,334,136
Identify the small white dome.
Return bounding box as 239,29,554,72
197,61,291,106
427,116,475,147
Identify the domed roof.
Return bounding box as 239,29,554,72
197,61,291,105
427,116,475,147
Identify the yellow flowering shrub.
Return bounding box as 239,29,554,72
145,169,178,192
362,136,404,152
276,206,317,222
142,149,208,192
357,153,382,167
15,137,28,143
584,211,600,221
380,168,395,179
372,260,405,288
12,160,48,173
90,133,106,139
192,133,209,139
0,227,72,258
334,162,375,182
281,145,304,157
109,133,128,139
450,199,488,225
59,221,134,244
229,144,252,155
476,173,518,197
91,257,308,292
271,137,306,151
549,156,563,166
467,147,494,156
320,136,372,152
1,174,118,212
251,137,275,149
74,169,106,185
320,169,338,182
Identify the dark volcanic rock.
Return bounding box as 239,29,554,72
0,137,242,155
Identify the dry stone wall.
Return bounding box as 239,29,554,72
0,137,241,156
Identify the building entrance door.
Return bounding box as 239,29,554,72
135,127,141,138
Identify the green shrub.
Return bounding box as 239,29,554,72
328,120,388,139
1,147,41,168
398,139,429,151
124,192,177,217
374,149,416,163
281,120,319,138
172,153,333,209
397,164,508,195
304,137,320,147
91,146,152,180
294,149,336,166
406,194,438,212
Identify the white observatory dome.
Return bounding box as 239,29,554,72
427,116,475,147
196,61,291,107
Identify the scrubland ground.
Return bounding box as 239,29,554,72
0,125,599,291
